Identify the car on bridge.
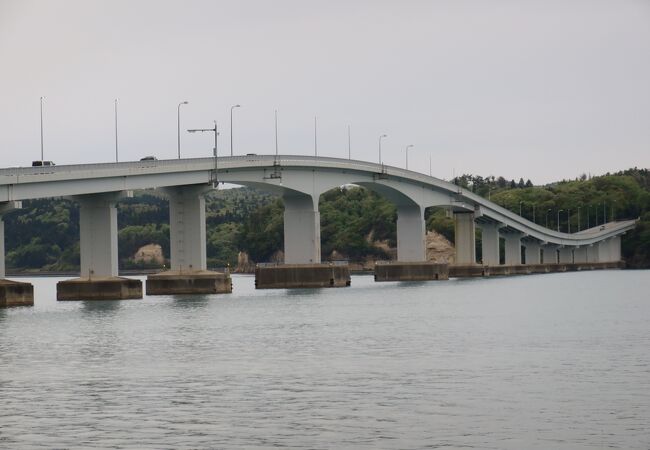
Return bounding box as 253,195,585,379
31,160,55,167
140,156,158,161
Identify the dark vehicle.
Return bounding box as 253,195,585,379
140,156,158,161
32,160,55,167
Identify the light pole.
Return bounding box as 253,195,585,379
314,115,318,156
546,208,551,228
114,98,118,162
347,125,351,159
177,101,189,159
587,205,591,229
567,208,571,233
532,204,536,224
557,209,564,232
577,207,581,231
603,201,606,224
40,96,44,163
378,134,388,164
405,144,414,169
429,154,432,177
188,121,219,180
274,109,279,157
230,104,241,157
519,201,524,216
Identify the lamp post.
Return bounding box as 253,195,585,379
347,125,351,159
519,201,524,216
405,144,414,170
567,208,571,233
40,96,44,163
557,209,564,232
603,201,607,224
177,101,189,159
378,134,388,164
230,104,241,157
188,121,219,180
587,205,591,229
114,99,118,162
532,204,536,224
429,154,432,177
314,115,318,157
577,207,581,231
546,209,551,228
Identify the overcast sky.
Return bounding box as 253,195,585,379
1,0,648,183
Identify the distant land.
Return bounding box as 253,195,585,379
4,167,649,272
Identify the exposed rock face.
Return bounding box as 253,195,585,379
133,244,165,265
236,251,256,273
426,230,455,264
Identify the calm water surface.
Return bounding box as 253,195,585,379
1,271,649,449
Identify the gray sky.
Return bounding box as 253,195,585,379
1,0,648,184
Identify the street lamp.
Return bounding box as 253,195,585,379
567,208,571,233
587,205,591,229
577,207,581,231
347,125,351,159
557,209,564,232
519,201,524,216
114,99,118,162
378,134,388,164
188,121,219,181
40,96,44,163
546,208,551,228
177,101,189,159
532,204,536,224
405,144,414,170
230,104,241,156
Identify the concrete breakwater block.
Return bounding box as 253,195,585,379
450,261,625,278
374,261,449,282
0,279,34,307
146,270,232,295
57,277,142,301
255,263,351,289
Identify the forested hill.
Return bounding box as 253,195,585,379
3,167,650,272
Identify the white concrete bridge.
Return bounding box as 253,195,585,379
0,155,635,281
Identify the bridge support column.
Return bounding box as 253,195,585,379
396,205,426,262
523,241,541,265
503,232,523,266
542,244,559,264
608,236,621,262
586,244,599,263
478,223,500,266
558,247,573,264
147,185,231,295
256,192,351,289
283,194,321,264
0,203,34,307
57,193,142,301
454,212,476,265
574,247,588,263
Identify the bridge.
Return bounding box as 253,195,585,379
0,155,636,304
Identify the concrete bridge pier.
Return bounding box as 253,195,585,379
147,185,232,295
257,192,349,289
558,247,574,264
454,212,476,265
523,240,542,265
503,231,523,266
478,223,501,266
0,202,34,307
542,244,559,264
396,204,426,262
374,204,448,282
57,193,142,301
573,246,588,263
283,193,321,264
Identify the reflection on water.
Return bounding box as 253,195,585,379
171,295,212,309
1,271,650,449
